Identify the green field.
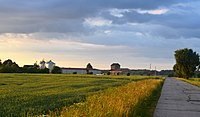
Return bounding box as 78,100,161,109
0,74,162,116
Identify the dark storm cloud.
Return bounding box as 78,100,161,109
0,0,189,34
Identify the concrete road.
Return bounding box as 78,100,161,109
154,78,200,117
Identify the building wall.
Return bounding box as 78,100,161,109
48,63,55,73
110,70,122,75
111,64,120,71
40,63,46,69
61,69,86,74
89,70,102,74
61,69,102,74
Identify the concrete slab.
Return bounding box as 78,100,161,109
154,78,200,117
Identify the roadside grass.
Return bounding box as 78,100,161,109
54,79,163,117
0,74,163,116
178,78,200,87
131,79,164,117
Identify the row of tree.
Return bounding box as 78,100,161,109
0,59,20,73
1,48,200,77
0,59,61,73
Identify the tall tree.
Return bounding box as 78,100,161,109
86,63,93,74
3,59,13,66
0,59,2,66
0,59,20,73
173,48,200,79
86,63,93,69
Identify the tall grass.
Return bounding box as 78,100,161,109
178,78,200,87
57,79,163,117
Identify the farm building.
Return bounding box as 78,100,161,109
111,63,120,71
110,63,130,75
110,63,122,75
40,60,46,69
46,60,55,73
61,68,102,74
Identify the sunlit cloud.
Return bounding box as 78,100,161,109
109,8,130,18
84,17,112,27
0,0,199,70
135,8,169,15
108,8,169,18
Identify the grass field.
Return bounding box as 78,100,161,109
58,79,163,117
0,74,163,116
178,78,200,87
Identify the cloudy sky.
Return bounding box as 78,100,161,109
0,0,200,70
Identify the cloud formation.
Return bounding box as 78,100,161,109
0,0,199,70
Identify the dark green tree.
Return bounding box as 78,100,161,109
86,63,93,69
173,48,200,79
0,59,2,72
0,59,20,73
52,66,61,74
39,68,49,74
0,59,2,66
86,63,93,74
3,59,13,66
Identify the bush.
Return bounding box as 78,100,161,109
52,66,61,74
197,73,200,78
73,72,77,74
127,73,130,76
168,73,174,77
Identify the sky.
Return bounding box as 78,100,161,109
0,0,200,70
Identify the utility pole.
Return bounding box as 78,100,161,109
150,64,151,70
155,66,157,76
149,64,151,76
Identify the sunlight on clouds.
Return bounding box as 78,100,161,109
84,17,112,27
108,8,169,17
0,33,130,68
0,33,127,51
136,8,169,15
109,8,130,18
104,30,112,34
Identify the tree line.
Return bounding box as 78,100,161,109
0,59,61,73
1,48,200,78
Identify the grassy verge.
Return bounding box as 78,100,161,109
178,78,200,87
131,79,164,117
52,79,163,117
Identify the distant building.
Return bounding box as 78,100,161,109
23,61,39,69
61,68,102,74
111,63,121,71
46,60,55,73
40,60,46,69
110,63,122,75
121,68,130,74
110,63,130,75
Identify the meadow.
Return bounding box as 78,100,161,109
179,78,200,87
0,74,163,117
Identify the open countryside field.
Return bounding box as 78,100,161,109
0,74,163,117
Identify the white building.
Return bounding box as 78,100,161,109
40,60,46,69
46,60,55,73
61,68,102,74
